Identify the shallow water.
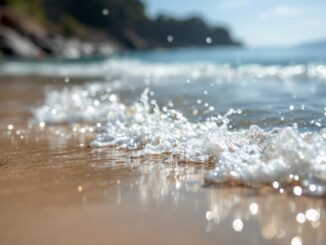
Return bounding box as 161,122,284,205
2,47,326,196
1,122,325,245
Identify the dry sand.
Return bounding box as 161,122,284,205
0,77,325,245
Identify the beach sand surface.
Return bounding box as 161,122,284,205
0,77,325,245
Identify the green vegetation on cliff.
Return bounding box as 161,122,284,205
4,0,44,21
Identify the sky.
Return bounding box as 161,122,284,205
144,0,326,46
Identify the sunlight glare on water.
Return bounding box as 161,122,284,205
8,47,326,197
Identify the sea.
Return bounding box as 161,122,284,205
1,46,326,196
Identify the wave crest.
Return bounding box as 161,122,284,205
34,86,326,196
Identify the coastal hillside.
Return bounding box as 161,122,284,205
0,0,241,59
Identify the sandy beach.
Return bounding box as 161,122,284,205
0,77,325,245
1,0,326,243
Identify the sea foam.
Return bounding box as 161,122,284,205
2,59,326,83
34,85,326,196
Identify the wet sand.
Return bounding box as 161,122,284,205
0,77,325,245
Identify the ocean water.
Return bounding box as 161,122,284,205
2,46,326,196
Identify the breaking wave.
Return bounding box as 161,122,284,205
2,59,326,83
34,85,326,197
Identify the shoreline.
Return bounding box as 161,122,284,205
0,76,325,245
1,122,325,245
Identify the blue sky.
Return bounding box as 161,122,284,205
144,0,326,46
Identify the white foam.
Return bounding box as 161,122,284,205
2,59,326,83
34,86,326,196
34,82,124,123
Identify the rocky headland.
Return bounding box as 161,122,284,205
0,0,241,59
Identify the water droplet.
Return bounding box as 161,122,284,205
249,203,259,215
109,94,118,102
102,8,109,16
305,209,320,222
291,236,302,245
293,186,302,196
272,181,279,189
309,184,317,192
167,35,174,43
206,211,213,221
206,37,212,44
39,121,45,128
296,213,306,224
232,219,243,232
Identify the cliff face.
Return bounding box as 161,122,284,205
0,0,241,59
135,16,240,48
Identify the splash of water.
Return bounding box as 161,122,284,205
34,85,326,196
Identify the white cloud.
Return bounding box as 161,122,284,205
216,0,251,9
272,6,302,17
259,5,302,20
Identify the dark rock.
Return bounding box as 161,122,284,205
0,7,122,59
0,26,43,58
48,35,121,59
0,1,242,59
0,7,53,54
120,29,149,49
